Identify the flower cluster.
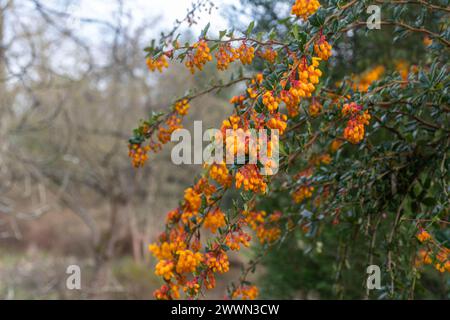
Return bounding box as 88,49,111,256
154,283,179,300
309,99,323,117
224,128,248,158
230,94,246,108
293,185,314,203
155,259,175,280
330,139,343,153
203,208,226,233
215,43,239,70
415,233,450,273
266,113,288,135
135,0,386,300
258,47,277,64
183,278,201,296
185,40,213,74
352,65,385,92
343,119,365,144
235,164,267,194
128,144,150,168
263,91,280,113
415,249,433,266
309,153,331,166
416,230,432,242
174,99,190,116
244,210,282,244
222,114,241,131
232,285,259,300
225,227,251,251
342,102,371,144
395,60,409,81
237,43,255,65
314,36,332,61
208,162,232,187
149,240,186,261
150,230,202,299
146,55,169,72
281,56,323,117
128,96,192,167
214,42,261,70
205,249,230,273
158,115,183,144
183,187,202,215
423,36,433,47
435,248,450,273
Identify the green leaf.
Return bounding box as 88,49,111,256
246,21,255,37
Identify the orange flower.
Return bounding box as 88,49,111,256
174,99,190,116
155,260,175,280
416,230,432,243
215,43,239,70
175,250,203,274
314,37,332,61
183,187,202,214
128,144,150,168
158,115,182,144
205,250,230,273
185,40,212,74
293,185,314,203
415,249,432,267
237,43,255,65
203,208,226,233
235,165,267,194
309,99,323,117
243,210,281,244
149,241,186,261
342,103,371,144
262,91,280,113
183,278,201,296
258,47,277,63
266,113,288,135
225,230,251,251
352,66,385,92
208,162,232,187
330,139,343,153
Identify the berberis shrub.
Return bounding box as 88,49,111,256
128,0,449,300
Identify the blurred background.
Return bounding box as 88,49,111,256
0,0,250,299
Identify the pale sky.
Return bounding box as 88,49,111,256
66,0,243,39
